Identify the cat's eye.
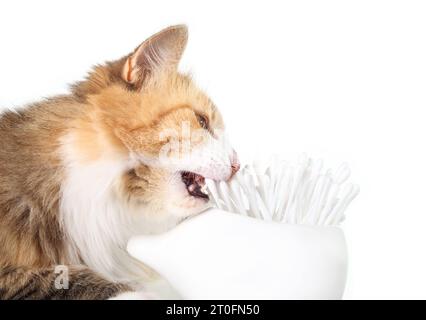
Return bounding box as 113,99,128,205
196,113,209,130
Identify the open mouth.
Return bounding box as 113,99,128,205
181,171,209,200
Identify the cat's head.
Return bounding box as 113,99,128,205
77,25,239,221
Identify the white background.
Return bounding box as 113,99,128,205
0,0,425,299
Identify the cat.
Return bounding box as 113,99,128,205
0,25,240,299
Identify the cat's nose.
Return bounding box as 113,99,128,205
231,161,240,177
229,150,240,179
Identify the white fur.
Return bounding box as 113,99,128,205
59,133,178,285
155,128,235,181
178,130,234,181
109,291,155,300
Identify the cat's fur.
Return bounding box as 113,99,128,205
0,25,239,299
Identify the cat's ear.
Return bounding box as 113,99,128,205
122,25,188,87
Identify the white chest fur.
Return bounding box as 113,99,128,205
59,134,178,284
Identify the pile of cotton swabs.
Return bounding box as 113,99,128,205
206,154,359,226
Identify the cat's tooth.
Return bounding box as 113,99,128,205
201,183,208,194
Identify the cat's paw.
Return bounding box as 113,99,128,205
109,290,157,300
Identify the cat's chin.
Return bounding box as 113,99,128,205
176,201,211,221
163,198,211,224
126,201,209,235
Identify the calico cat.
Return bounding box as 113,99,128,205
0,25,239,299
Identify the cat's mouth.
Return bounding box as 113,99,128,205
181,171,209,200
